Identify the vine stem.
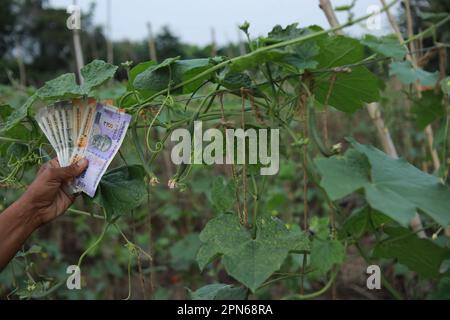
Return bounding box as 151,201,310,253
67,208,104,220
282,269,338,300
129,0,399,110
77,220,110,268
0,136,28,144
115,224,153,261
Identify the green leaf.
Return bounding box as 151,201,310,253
93,165,146,221
315,138,450,227
315,148,370,200
265,23,310,42
263,24,323,71
412,91,445,129
211,176,236,213
36,60,117,100
127,61,157,92
219,71,253,90
0,104,13,120
230,50,288,72
360,34,407,59
173,58,215,93
310,239,345,276
373,227,450,278
340,206,393,239
133,57,216,94
389,61,439,86
189,283,247,300
0,94,37,134
282,41,320,70
36,73,82,100
80,59,118,93
314,36,381,112
197,214,310,292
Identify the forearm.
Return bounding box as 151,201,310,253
0,196,38,271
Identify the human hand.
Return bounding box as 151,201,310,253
20,158,88,229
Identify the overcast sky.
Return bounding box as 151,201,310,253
48,0,400,46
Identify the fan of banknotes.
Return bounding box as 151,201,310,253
35,99,131,197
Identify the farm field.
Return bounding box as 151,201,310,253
0,0,449,301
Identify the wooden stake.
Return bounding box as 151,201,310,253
147,22,158,62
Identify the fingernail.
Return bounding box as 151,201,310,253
76,158,88,167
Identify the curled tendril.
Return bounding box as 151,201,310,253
145,94,172,154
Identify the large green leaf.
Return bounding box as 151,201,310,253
127,60,157,92
197,214,310,292
80,59,118,93
389,61,439,86
37,60,117,100
315,138,450,227
360,34,407,59
373,227,450,278
2,60,116,133
314,36,381,112
93,165,146,221
264,24,323,71
189,283,247,300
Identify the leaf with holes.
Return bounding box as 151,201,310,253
197,214,310,292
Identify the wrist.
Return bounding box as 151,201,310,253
14,193,42,233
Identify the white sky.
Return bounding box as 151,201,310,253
48,0,399,46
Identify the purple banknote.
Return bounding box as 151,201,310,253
74,103,131,197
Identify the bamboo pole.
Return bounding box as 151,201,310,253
72,0,84,84
147,22,158,62
106,0,114,64
381,0,441,170
210,27,217,57
14,42,26,88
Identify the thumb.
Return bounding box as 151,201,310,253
52,158,89,181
